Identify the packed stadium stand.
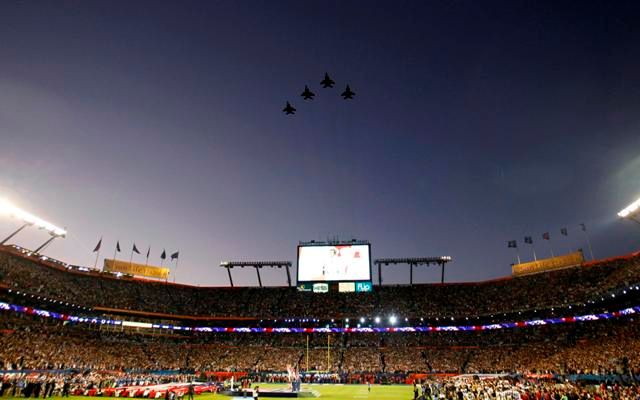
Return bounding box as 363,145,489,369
2,245,640,320
1,312,640,376
2,244,640,384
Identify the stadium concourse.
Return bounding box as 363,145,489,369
1,245,640,398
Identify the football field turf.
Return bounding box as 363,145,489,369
256,383,410,400
215,383,411,400
2,384,412,400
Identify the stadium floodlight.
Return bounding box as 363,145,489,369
389,315,397,325
618,197,640,224
359,317,365,323
374,316,381,324
0,198,67,237
374,256,453,285
219,260,293,287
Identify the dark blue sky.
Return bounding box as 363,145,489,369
1,1,640,286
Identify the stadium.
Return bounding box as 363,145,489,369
3,2,640,400
2,207,640,399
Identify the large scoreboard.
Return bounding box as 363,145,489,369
297,241,372,293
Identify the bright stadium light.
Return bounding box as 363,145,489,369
0,198,67,237
389,315,397,325
374,316,381,324
618,197,640,223
359,317,365,323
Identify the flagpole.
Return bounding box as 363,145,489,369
173,257,179,283
112,244,118,269
515,248,521,265
93,237,102,270
583,230,595,260
161,250,167,282
145,247,150,266
129,248,134,269
94,247,101,269
531,244,537,261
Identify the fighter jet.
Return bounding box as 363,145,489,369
282,101,296,115
301,85,315,100
320,72,335,88
341,84,355,100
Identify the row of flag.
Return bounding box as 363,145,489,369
507,224,587,248
92,238,179,261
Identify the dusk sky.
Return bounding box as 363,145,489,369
1,1,640,287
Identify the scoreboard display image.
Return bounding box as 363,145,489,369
297,243,371,283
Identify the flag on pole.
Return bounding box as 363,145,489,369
160,249,166,260
525,236,537,261
580,223,595,260
542,232,550,240
170,251,180,283
93,237,103,269
93,238,102,252
116,241,121,252
508,240,521,264
146,247,151,259
132,243,140,254
560,228,568,236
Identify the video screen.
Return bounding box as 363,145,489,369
297,244,371,282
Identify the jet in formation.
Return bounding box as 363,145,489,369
282,101,296,115
341,84,355,100
320,72,335,88
284,73,355,115
301,85,315,100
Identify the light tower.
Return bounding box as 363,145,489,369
0,198,67,252
618,197,640,226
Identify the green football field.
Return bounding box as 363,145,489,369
2,384,412,400
254,383,411,400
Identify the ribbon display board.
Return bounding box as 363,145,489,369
512,250,584,276
104,259,169,280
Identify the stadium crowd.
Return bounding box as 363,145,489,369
1,248,640,320
2,247,640,397
1,312,640,378
407,378,640,400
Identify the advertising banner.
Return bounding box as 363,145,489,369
512,250,584,276
104,259,169,280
